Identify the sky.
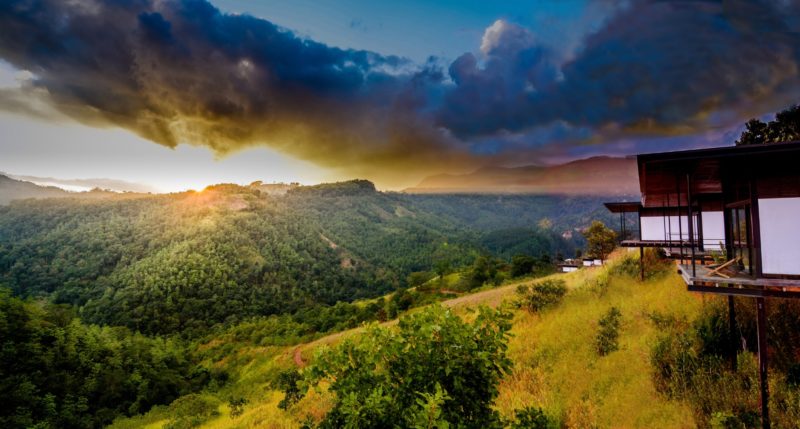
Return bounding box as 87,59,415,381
1,0,800,192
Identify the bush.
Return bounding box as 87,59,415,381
647,298,800,426
408,271,436,289
163,394,220,429
595,307,622,356
511,255,537,278
228,397,248,418
298,306,513,428
516,279,567,313
591,271,610,297
612,248,670,280
508,406,556,428
709,411,746,429
275,369,303,410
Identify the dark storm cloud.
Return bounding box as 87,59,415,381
0,0,465,182
2,0,800,183
439,0,800,143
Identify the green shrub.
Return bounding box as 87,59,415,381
612,248,670,280
595,307,622,356
508,406,556,428
298,306,513,428
646,299,800,426
409,271,437,289
516,279,568,313
276,369,303,410
163,394,220,429
592,271,610,297
228,397,248,418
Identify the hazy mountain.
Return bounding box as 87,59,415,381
7,173,158,193
406,156,639,195
0,174,72,205
0,174,145,205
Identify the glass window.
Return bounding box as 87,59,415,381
727,205,753,275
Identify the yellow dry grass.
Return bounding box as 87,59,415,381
115,250,702,428
495,270,699,428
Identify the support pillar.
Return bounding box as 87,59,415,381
728,295,737,371
687,173,696,277
756,297,770,429
639,246,645,282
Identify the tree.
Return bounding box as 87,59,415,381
432,243,454,280
736,104,800,146
463,255,501,290
511,255,536,278
298,306,513,428
736,118,769,146
582,221,617,261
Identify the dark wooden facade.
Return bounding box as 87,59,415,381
605,141,800,429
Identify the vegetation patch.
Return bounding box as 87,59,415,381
595,306,622,356
649,297,800,427
289,306,515,428
515,279,568,313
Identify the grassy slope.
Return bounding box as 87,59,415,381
113,252,702,428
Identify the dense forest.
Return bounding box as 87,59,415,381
0,290,217,428
0,179,625,427
0,180,619,337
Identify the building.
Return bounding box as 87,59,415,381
558,258,582,273
605,141,800,429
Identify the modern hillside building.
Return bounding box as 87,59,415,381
605,141,800,429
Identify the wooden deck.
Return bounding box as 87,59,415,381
620,239,694,248
678,264,800,297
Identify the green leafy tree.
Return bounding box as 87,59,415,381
596,307,622,356
582,221,617,261
461,255,504,290
511,255,537,277
736,104,800,145
298,306,513,428
736,118,769,146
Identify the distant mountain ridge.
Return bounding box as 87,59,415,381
7,174,159,193
0,174,138,205
406,156,639,196
0,174,72,205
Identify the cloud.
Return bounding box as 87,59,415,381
1,0,800,185
0,0,464,183
438,1,800,147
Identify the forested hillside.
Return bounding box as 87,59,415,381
0,180,618,336
0,179,628,426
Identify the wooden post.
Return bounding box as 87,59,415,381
687,173,696,277
728,295,737,371
639,246,645,282
677,177,684,262
756,297,770,429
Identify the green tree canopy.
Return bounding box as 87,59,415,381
736,104,800,146
298,306,513,428
582,220,617,261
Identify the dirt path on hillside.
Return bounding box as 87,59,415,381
289,252,623,367
293,348,305,367
289,281,526,367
